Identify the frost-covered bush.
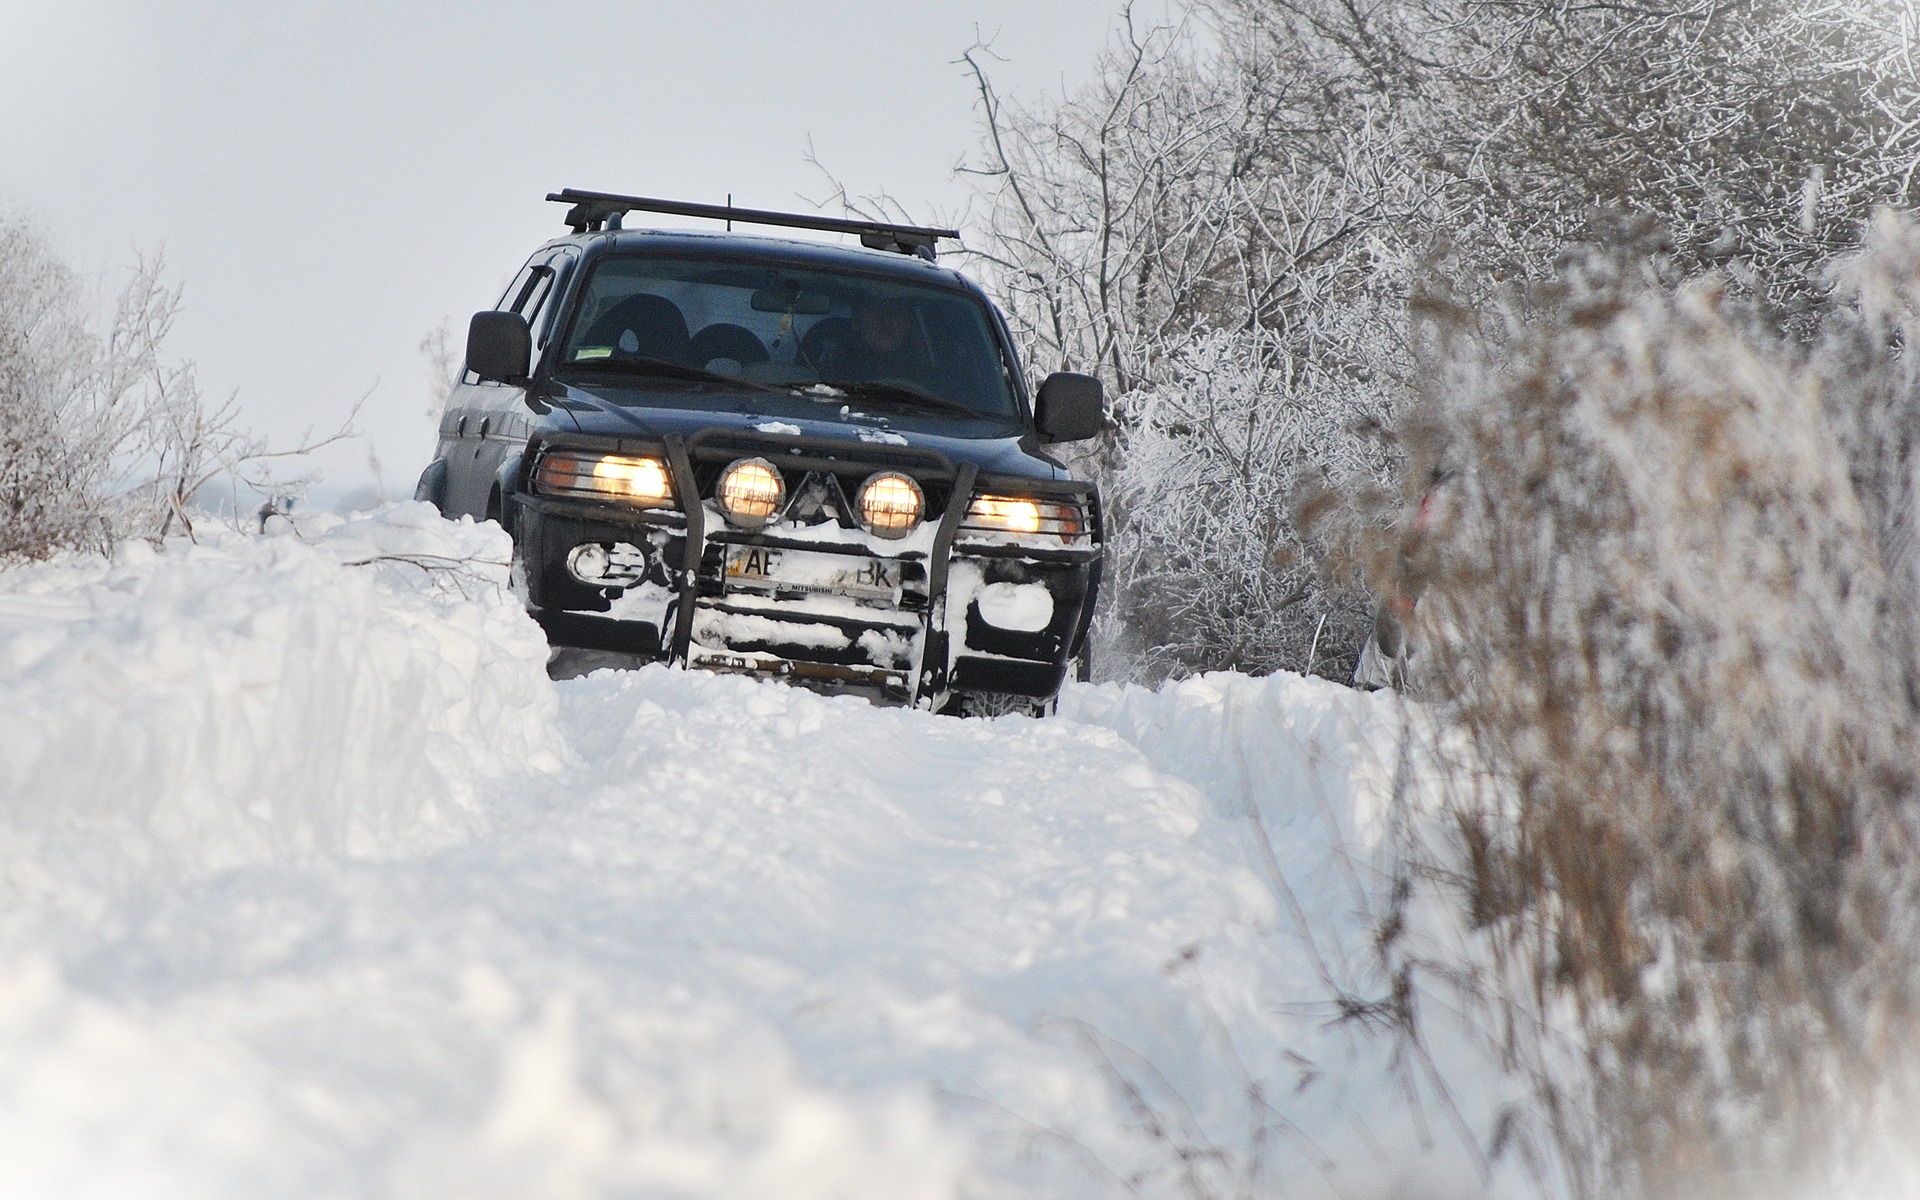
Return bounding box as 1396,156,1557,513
0,217,326,561
1219,0,1920,321
0,219,114,559
963,14,1426,680
1103,330,1392,681
1412,0,1919,329
965,0,1920,683
1387,218,1920,1198
1815,209,1920,603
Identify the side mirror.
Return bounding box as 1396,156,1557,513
467,310,532,384
1034,372,1104,443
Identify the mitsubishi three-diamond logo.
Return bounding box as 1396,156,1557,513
785,473,853,526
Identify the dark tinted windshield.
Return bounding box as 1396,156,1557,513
554,254,1021,421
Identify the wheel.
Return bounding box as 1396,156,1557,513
1070,639,1093,684
942,691,1055,719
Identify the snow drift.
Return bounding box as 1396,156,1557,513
0,504,559,877
0,504,1497,1199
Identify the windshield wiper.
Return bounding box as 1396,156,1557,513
562,356,781,392
813,379,981,418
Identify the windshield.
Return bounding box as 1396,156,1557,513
553,253,1022,423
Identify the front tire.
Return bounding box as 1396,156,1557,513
941,690,1056,719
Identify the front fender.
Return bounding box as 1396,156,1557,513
492,451,527,532
414,460,449,513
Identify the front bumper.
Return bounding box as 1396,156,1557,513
512,434,1099,706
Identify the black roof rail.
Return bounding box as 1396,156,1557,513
547,188,960,261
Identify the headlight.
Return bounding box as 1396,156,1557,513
716,457,786,526
857,472,924,538
533,450,675,506
961,493,1086,543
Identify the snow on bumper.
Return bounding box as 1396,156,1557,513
515,480,1098,704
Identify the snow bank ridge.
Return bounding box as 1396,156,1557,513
0,503,562,874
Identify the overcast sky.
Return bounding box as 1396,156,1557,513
1,1,1124,506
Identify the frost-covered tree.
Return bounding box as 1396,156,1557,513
0,219,115,558
966,9,1920,1187
1240,0,1920,319
962,10,1434,680
1106,328,1395,677
965,0,1920,682
0,217,347,560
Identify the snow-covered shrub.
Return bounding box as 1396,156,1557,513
962,13,1426,680
0,217,342,560
965,0,1919,683
1218,0,1920,323
0,218,114,559
1388,219,1920,1198
1816,209,1920,604
1104,329,1393,681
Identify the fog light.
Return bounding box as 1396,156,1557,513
857,472,923,538
567,542,611,582
717,457,785,526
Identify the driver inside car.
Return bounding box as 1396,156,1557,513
814,295,931,387
853,295,912,358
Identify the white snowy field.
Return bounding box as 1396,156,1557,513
0,504,1507,1200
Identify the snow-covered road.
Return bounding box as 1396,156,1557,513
0,506,1494,1199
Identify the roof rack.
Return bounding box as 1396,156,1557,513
547,188,960,261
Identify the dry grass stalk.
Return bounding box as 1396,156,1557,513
1386,218,1920,1198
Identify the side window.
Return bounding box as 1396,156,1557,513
496,255,541,311
466,255,546,387
507,249,576,376
472,250,569,383
511,264,554,322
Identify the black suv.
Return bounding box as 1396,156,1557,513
416,189,1104,713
